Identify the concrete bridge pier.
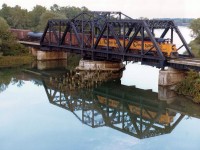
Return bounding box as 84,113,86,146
30,50,68,70
158,67,186,103
76,59,125,71
37,51,67,61
158,68,185,86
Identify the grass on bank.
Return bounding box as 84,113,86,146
0,55,36,68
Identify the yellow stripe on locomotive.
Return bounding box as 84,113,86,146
95,37,177,57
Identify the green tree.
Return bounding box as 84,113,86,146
0,17,11,53
50,4,60,12
0,17,28,56
0,4,29,29
29,5,47,30
0,15,9,30
11,5,29,28
0,4,13,26
0,68,23,93
190,18,200,40
50,4,88,19
189,18,200,57
36,11,65,31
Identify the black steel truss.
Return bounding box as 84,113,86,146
40,11,194,68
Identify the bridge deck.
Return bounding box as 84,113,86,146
169,58,200,67
18,41,40,46
168,58,200,71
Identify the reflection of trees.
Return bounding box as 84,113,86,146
0,83,8,93
11,78,25,87
0,70,12,93
0,68,24,93
31,80,43,86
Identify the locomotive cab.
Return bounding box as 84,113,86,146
94,35,178,58
157,38,178,58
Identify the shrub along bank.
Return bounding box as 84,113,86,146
176,71,200,103
0,17,34,68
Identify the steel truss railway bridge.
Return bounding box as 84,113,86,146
40,11,200,71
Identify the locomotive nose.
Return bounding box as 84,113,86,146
172,44,176,51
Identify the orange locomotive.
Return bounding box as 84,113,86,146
95,36,178,58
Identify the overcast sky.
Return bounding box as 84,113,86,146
0,0,199,18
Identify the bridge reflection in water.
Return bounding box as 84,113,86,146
40,70,187,139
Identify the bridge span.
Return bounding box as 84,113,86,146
37,11,200,71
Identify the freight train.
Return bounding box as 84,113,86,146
32,29,177,58
11,29,178,58
27,32,43,41
10,29,43,41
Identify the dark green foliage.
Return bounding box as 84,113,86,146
0,67,24,93
29,5,47,31
189,39,200,57
0,4,30,29
190,18,200,39
0,3,89,56
50,4,89,19
0,3,89,31
176,70,200,103
0,17,28,56
36,11,65,31
188,18,200,57
66,54,81,70
2,43,28,56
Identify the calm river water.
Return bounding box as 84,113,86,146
0,27,200,150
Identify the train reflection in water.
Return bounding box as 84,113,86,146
41,70,185,139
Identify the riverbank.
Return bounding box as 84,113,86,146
176,71,200,103
0,55,36,68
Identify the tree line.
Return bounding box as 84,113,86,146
189,19,200,57
0,4,89,56
0,17,27,56
0,3,89,31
